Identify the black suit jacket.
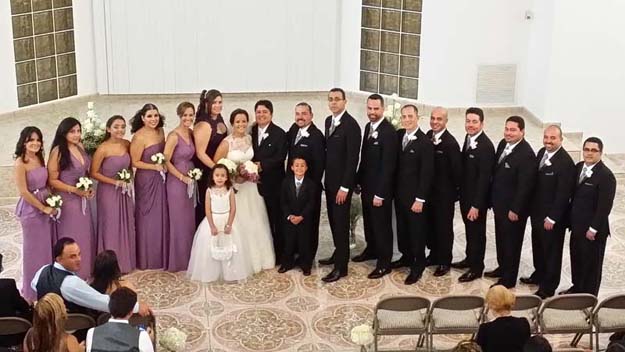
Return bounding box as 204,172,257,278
426,129,462,202
491,139,536,217
395,129,434,206
0,278,31,318
251,122,288,197
357,119,398,200
531,147,576,224
286,123,326,185
570,161,616,238
280,176,317,221
324,111,362,193
460,132,495,211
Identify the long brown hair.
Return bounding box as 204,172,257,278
27,293,68,352
196,89,222,123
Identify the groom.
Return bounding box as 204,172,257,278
252,100,288,266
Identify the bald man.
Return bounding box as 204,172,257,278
425,107,462,276
520,125,575,298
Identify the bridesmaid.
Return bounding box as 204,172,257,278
14,126,56,301
193,89,228,226
130,103,169,270
90,115,136,274
48,117,95,279
164,102,196,272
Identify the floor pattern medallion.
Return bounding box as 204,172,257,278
156,312,206,349
311,303,374,347
301,263,383,300
207,269,295,304
126,270,201,309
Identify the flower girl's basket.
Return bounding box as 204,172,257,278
210,233,237,261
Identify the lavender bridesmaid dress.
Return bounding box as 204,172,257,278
166,134,196,272
135,143,169,269
15,166,55,301
56,149,95,279
96,154,136,273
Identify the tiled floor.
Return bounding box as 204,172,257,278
1,93,623,351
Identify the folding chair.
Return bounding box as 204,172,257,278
373,296,430,351
428,295,485,350
537,294,597,349
592,294,625,350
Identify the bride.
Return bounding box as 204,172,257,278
188,108,275,282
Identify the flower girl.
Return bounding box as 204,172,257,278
187,164,249,282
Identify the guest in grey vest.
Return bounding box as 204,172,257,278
86,287,154,352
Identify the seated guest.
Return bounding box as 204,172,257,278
452,339,483,352
476,285,530,352
31,237,150,316
86,288,153,352
523,335,552,352
23,293,84,352
90,250,136,295
0,255,33,348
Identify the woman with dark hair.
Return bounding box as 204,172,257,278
23,293,84,352
164,102,196,271
14,126,55,300
90,116,136,274
90,250,136,295
193,89,228,226
48,117,95,279
129,103,169,270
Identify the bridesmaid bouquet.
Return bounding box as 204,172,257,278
45,194,63,222
186,168,203,204
76,176,93,215
116,168,134,197
240,160,260,183
151,152,166,182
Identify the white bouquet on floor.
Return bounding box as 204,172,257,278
116,168,133,197
75,176,93,215
159,327,187,352
186,168,203,203
151,152,166,182
82,101,106,155
383,93,402,130
45,194,63,221
350,324,374,348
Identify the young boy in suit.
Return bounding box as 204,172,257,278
279,157,317,275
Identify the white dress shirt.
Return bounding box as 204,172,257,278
86,318,154,352
31,262,138,313
257,124,269,145
468,130,483,146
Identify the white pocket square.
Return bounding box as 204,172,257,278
436,150,444,154
584,182,594,186
469,154,475,159
268,143,272,147
409,149,415,153
545,172,554,176
504,162,511,168
300,144,308,147
373,141,379,145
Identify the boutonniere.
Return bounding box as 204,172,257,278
262,132,269,139
585,168,593,178
408,135,417,141
300,130,310,138
371,131,378,139
334,120,341,127
545,159,552,167
470,140,478,149
433,138,441,145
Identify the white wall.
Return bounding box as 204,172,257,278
73,0,98,96
0,1,19,114
418,0,532,107
95,0,341,94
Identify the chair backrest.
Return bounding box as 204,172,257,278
539,294,597,313
597,294,625,310
65,313,96,332
432,295,485,311
96,312,111,326
513,295,542,311
0,317,32,335
375,296,430,313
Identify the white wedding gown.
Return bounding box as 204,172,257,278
187,135,275,282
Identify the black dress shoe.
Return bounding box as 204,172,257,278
318,257,335,266
322,269,347,283
278,265,293,273
533,290,550,299
451,259,470,269
484,267,502,278
425,256,435,267
367,268,391,279
558,286,576,295
520,276,539,285
302,268,311,276
391,258,410,269
404,270,423,285
352,252,376,262
491,280,515,289
458,271,482,283
433,265,450,277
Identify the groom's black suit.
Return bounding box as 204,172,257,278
252,121,288,265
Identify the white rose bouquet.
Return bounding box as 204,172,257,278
45,194,63,221
151,152,166,182
159,327,187,352
186,168,203,203
239,160,260,183
75,176,93,215
350,324,374,350
81,101,107,155
187,168,203,181
116,168,133,197
217,158,237,178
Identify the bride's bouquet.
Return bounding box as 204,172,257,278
186,168,203,205
239,160,260,183
116,168,133,197
217,158,237,178
45,194,63,222
75,176,93,215
151,152,166,182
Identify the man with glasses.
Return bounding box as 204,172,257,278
562,137,616,295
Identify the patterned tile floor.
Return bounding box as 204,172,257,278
1,176,624,351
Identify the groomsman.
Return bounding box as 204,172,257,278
520,125,575,298
454,108,495,282
487,116,536,288
425,107,462,276
392,105,434,285
320,88,362,283
562,137,616,296
251,100,288,265
353,94,398,279
285,102,325,258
